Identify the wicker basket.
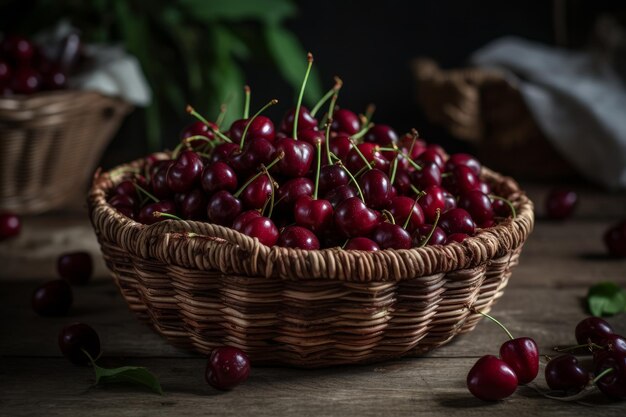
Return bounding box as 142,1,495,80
0,90,131,214
88,156,534,367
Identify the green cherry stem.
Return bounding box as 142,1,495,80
293,53,314,140
133,183,159,203
313,141,322,199
233,152,284,198
407,129,420,156
186,105,233,143
325,93,340,165
489,195,517,219
471,307,514,340
389,146,400,185
215,103,228,129
420,208,440,247
184,135,217,148
239,99,279,149
402,191,425,230
348,138,373,170
553,342,605,353
348,164,374,185
351,123,374,141
153,212,184,221
591,367,614,385
377,146,423,171
311,76,343,117
243,85,251,119
336,161,365,202
382,209,396,224
363,103,376,125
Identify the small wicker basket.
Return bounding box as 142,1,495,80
88,155,534,367
0,90,131,214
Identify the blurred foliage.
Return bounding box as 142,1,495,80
0,0,322,150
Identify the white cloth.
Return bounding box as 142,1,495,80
471,37,626,189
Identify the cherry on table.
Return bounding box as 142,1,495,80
334,197,380,237
345,237,380,251
0,212,21,240
241,216,279,247
545,189,578,220
594,350,626,399
575,317,614,345
499,337,539,384
596,334,626,355
32,279,73,316
277,226,320,250
371,222,411,250
604,220,626,257
57,252,93,285
205,346,251,390
58,323,101,366
545,354,589,392
467,355,518,401
207,191,243,226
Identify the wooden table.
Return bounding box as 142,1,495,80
1,184,626,416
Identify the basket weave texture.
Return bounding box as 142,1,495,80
88,156,534,367
0,91,131,214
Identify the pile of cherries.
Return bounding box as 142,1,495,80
0,33,82,96
108,54,515,250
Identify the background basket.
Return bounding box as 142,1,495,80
88,156,534,368
0,90,131,214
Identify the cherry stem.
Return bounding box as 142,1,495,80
336,161,365,202
311,76,343,117
409,184,422,196
389,145,400,185
553,342,604,353
403,191,425,230
313,142,322,199
348,138,373,170
243,85,251,119
233,153,284,198
80,347,101,367
186,105,232,143
363,103,376,125
407,130,419,157
293,53,314,140
325,93,340,165
382,209,396,224
471,308,515,340
133,183,159,203
215,104,227,128
239,98,279,149
420,208,440,247
490,195,517,219
184,135,217,149
349,164,373,185
379,147,422,171
153,211,183,221
351,123,373,141
263,170,277,219
591,367,614,385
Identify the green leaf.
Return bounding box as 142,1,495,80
180,0,296,24
94,364,163,395
263,23,323,106
586,282,626,317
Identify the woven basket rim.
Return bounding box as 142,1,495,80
0,89,126,102
88,154,534,282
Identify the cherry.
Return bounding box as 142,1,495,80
595,351,626,399
276,177,314,209
443,165,481,195
11,67,41,94
492,198,513,217
294,196,334,233
446,233,469,243
279,106,318,134
109,194,137,210
210,143,239,163
57,252,93,285
114,180,141,200
273,138,314,178
446,153,481,176
58,323,101,366
325,184,358,208
277,226,320,250
151,161,175,199
230,137,276,175
443,190,457,211
412,162,442,189
2,36,35,62
364,124,398,149
0,61,10,84
458,190,495,227
241,216,279,247
346,143,389,173
181,120,217,144
371,222,411,250
201,161,238,194
416,148,444,170
345,237,380,251
0,212,21,240
604,220,626,257
359,169,391,209
545,189,577,220
439,208,475,235
412,224,446,247
500,337,539,384
41,65,67,90
393,168,413,195
115,206,136,220
400,133,427,159
178,188,208,220
331,108,360,135
167,150,204,193
596,334,626,355
138,200,176,225
229,116,275,144
32,279,73,316
318,165,349,195
335,197,380,237
207,191,242,226
478,181,491,195
388,196,425,232
232,210,262,232
205,346,250,390
467,355,518,401
240,174,273,210
545,354,589,392
328,134,353,160
419,185,447,223
298,128,325,147
575,317,614,345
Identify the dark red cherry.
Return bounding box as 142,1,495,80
167,150,204,193
346,143,389,173
458,190,495,227
393,168,413,195
446,233,469,243
207,191,242,226
231,137,276,174
478,181,491,195
545,354,589,392
604,220,626,257
274,138,314,178
492,198,513,217
178,188,208,220
328,134,353,160
110,193,138,210
205,346,250,390
446,153,481,176
277,226,320,250
58,323,101,366
364,124,398,149
241,216,279,247
276,177,314,209
318,165,349,195
335,197,380,237
240,175,273,209
345,237,380,251
440,208,475,235
400,133,427,159
232,210,261,232
359,169,391,209
11,67,41,94
545,189,578,220
57,252,93,285
115,206,136,220
2,36,35,62
32,279,72,316
294,195,334,233
0,212,21,240
298,128,325,147
499,337,539,385
416,148,445,170
201,162,238,194
443,190,457,211
594,351,626,399
467,355,518,401
114,180,140,199
325,185,357,208
575,317,614,345
596,334,626,355
151,161,175,199
331,108,360,135
137,200,176,225
210,143,239,164
371,222,411,250
41,66,67,90
444,165,481,195
229,116,275,143
388,196,425,232
419,185,446,223
0,61,10,84
280,106,317,134
181,120,217,143
412,224,447,246
412,162,442,189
